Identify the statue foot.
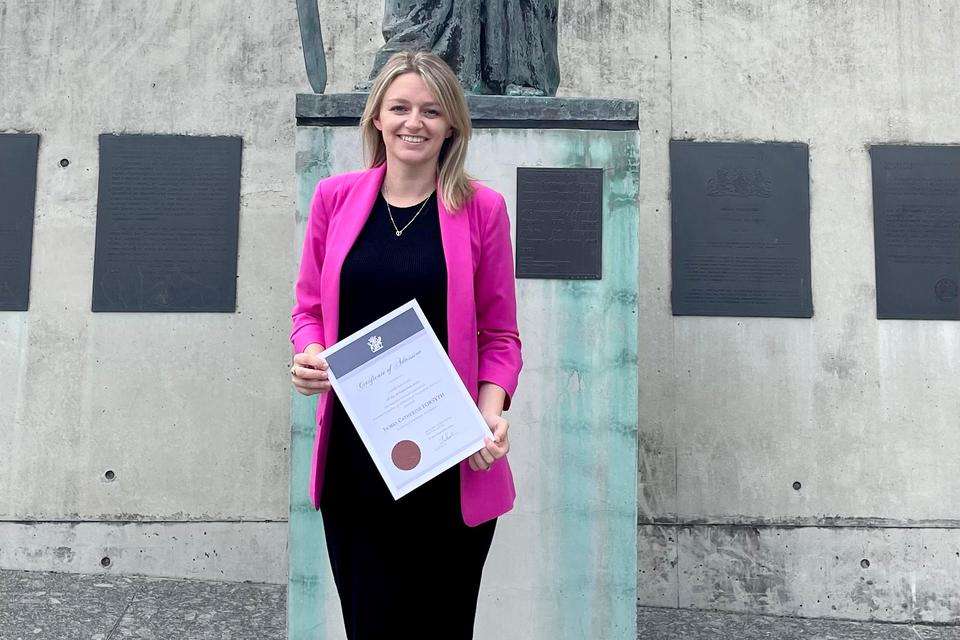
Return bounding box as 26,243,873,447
505,84,546,97
353,79,373,92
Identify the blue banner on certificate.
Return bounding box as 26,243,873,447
320,300,490,500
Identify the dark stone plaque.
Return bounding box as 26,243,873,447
870,146,960,320
0,134,40,311
670,140,812,318
516,167,602,279
92,134,242,312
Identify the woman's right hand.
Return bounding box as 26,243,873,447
291,343,331,396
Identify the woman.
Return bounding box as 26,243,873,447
289,51,522,639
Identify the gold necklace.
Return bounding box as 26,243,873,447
384,191,433,237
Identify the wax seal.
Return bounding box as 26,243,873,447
391,440,421,471
935,277,958,302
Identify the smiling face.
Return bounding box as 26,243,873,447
373,72,454,172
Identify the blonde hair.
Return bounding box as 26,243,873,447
360,51,474,211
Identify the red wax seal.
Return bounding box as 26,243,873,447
391,440,421,471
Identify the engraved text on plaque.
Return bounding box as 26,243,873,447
870,145,960,320
516,167,603,280
670,140,812,317
0,133,40,311
92,134,242,312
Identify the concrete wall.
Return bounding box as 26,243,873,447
3,0,960,626
0,0,306,582
635,1,960,624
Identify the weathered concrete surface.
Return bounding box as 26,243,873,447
637,606,960,640
0,570,285,640
0,522,286,584
638,525,679,608
641,521,960,622
0,2,305,527
659,0,960,524
676,525,960,623
291,125,639,640
632,0,960,624
0,1,305,523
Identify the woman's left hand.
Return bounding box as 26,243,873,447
469,413,510,472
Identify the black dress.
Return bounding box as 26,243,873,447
319,192,497,640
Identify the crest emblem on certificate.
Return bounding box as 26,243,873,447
367,335,383,353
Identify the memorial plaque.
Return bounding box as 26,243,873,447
92,134,242,312
670,140,812,317
870,145,960,320
0,133,40,311
516,167,602,279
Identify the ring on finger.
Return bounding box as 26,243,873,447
290,365,297,376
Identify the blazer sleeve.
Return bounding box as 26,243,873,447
290,180,329,354
475,193,523,410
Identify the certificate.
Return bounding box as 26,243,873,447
320,300,490,500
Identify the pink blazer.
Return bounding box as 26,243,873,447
291,164,523,526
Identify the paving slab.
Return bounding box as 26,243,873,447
0,571,136,639
0,571,284,640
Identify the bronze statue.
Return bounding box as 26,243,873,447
297,0,327,93
296,0,560,96
369,0,560,96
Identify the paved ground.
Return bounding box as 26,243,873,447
0,571,284,639
2,570,959,639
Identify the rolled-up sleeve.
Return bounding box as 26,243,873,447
475,194,523,409
290,180,329,354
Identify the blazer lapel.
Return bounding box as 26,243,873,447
322,164,387,343
438,189,475,394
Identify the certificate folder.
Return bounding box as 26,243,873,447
321,300,490,499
